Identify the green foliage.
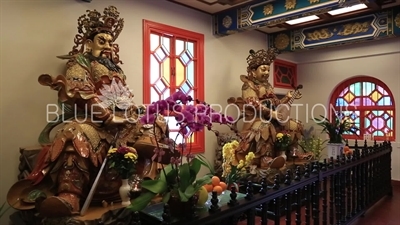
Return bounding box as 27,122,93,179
299,129,327,160
0,200,17,219
128,154,213,212
314,114,359,144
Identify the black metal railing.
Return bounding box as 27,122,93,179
131,140,393,225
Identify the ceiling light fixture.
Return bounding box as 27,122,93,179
328,4,368,16
285,15,320,25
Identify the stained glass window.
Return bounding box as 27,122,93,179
330,77,395,141
143,20,205,153
273,59,297,88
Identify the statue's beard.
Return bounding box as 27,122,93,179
86,53,121,73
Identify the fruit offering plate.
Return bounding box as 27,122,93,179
202,190,246,208
141,190,246,223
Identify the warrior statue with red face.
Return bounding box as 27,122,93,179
8,6,169,217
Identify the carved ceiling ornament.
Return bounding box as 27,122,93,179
285,0,297,10
274,33,290,50
309,0,320,3
222,16,233,28
263,4,274,16
395,13,400,28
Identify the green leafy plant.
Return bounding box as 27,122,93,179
0,200,17,219
314,112,359,143
299,133,327,160
128,91,234,212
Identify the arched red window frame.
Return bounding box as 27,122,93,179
142,20,205,154
329,76,396,142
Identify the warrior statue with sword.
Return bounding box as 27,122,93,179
7,6,171,218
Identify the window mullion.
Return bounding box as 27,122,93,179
170,36,177,94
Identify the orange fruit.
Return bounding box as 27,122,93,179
211,176,220,186
204,184,213,192
213,185,223,195
219,181,227,191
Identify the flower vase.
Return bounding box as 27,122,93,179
326,143,345,159
280,149,287,161
228,182,239,192
119,179,131,206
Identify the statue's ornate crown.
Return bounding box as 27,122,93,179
77,5,124,41
246,48,279,71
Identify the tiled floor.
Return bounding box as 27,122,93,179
237,183,400,225
350,183,400,225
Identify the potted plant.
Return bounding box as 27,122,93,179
298,126,327,161
314,112,359,158
128,91,234,217
274,131,292,160
221,140,255,188
107,146,138,206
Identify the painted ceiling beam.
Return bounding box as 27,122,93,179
268,6,400,52
213,0,375,36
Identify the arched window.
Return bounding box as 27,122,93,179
329,76,396,141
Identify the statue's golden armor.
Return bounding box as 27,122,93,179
9,6,170,218
228,49,304,183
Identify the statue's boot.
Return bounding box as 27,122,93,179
37,193,80,217
269,156,286,169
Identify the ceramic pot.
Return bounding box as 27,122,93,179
228,182,239,192
280,150,287,161
168,193,198,218
119,179,131,206
326,143,345,159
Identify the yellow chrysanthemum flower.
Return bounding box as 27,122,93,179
124,152,138,161
107,148,117,156
276,133,284,138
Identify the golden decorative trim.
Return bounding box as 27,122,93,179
285,0,296,10
263,4,274,16
274,33,290,50
395,13,400,28
309,0,319,3
305,28,333,41
337,21,371,36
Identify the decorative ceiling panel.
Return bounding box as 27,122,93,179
165,0,400,37
168,0,256,14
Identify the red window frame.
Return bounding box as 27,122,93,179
273,59,297,89
143,20,205,154
329,76,396,141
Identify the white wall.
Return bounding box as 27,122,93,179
279,38,400,180
0,1,266,223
